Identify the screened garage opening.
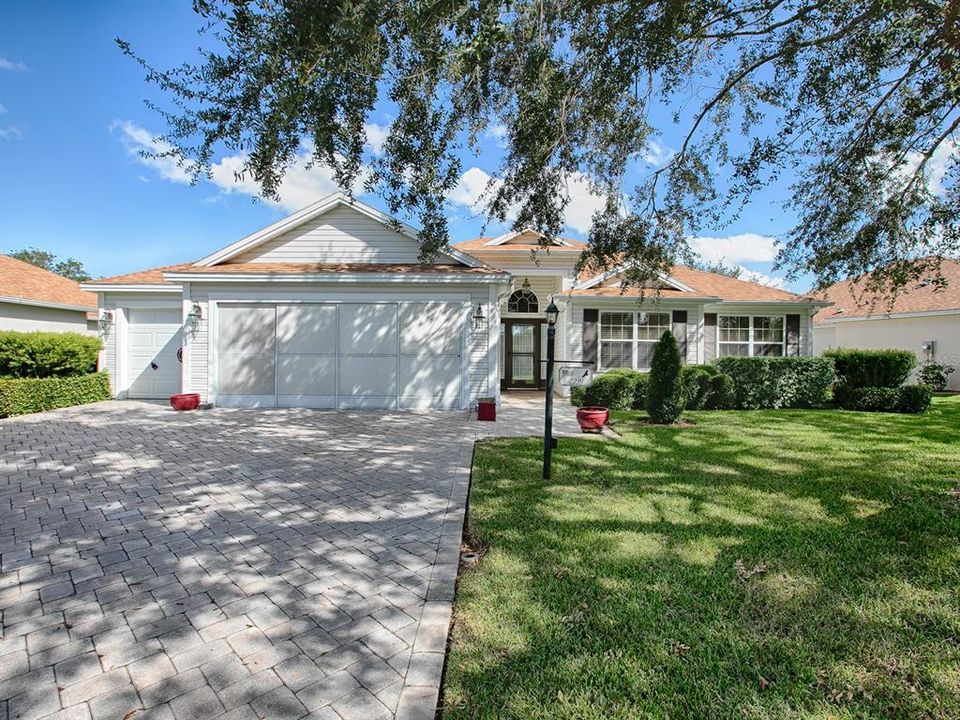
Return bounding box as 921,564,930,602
215,301,467,410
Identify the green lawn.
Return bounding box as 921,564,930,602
444,396,960,720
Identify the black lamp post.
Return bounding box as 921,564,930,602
542,298,560,480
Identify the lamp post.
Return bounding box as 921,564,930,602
542,298,559,480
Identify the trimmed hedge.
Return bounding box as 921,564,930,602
714,356,836,409
681,365,718,410
825,348,916,390
578,370,646,411
0,331,102,378
839,384,932,414
705,373,736,409
0,372,112,418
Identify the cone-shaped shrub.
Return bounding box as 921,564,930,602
646,330,685,424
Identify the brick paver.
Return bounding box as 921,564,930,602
0,401,473,720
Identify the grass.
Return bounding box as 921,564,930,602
444,396,960,720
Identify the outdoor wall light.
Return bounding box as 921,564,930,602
472,302,485,328
521,277,532,291
98,310,113,332
545,298,560,326
186,302,203,328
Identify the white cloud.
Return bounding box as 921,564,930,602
905,138,956,195
364,122,389,155
641,139,673,166
690,232,779,264
0,57,28,72
485,123,509,147
738,266,786,289
0,125,24,141
115,121,366,211
448,166,606,234
0,103,7,115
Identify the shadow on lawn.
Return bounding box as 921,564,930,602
446,398,960,720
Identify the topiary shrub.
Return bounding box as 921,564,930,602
582,371,638,411
646,330,685,424
918,362,955,392
825,348,916,391
681,366,712,409
0,331,102,379
897,384,933,413
705,373,736,409
0,372,112,417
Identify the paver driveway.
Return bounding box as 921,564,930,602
0,402,473,720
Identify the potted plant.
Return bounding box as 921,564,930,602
477,397,496,421
576,406,608,432
169,393,201,411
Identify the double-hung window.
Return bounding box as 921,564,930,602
718,315,785,357
599,311,672,370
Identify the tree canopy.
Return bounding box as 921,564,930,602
120,0,959,293
9,247,91,282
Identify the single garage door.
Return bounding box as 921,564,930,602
127,308,182,399
216,302,466,409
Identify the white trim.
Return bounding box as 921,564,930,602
483,228,573,247
566,294,721,305
0,295,95,313
816,307,960,325
716,314,787,358
574,263,696,293
116,307,129,398
207,290,472,303
82,284,181,293
180,283,191,395
163,271,504,284
194,192,486,268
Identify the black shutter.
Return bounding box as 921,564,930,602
704,313,718,363
672,310,688,363
786,314,801,356
582,309,598,365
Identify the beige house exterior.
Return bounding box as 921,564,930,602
813,259,960,391
0,254,97,334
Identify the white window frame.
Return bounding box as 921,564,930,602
598,310,672,371
717,314,786,358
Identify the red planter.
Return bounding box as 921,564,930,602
477,400,497,421
170,393,201,412
576,406,608,433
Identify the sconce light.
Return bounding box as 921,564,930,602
521,277,531,291
186,302,203,329
545,298,560,327
472,302,485,328
98,309,113,332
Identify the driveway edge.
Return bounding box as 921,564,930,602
394,426,475,720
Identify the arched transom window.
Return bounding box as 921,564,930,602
507,289,539,313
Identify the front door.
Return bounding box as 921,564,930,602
502,321,542,389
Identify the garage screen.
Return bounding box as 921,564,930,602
217,302,465,409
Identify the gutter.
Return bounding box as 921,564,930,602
0,295,97,313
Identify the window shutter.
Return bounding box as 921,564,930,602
704,313,718,363
672,310,688,363
786,314,801,356
582,309,598,365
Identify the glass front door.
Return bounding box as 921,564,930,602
502,321,541,389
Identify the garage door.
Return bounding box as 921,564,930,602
127,308,182,399
216,302,465,409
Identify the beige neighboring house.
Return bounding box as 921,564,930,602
82,193,825,406
813,258,960,390
0,254,98,334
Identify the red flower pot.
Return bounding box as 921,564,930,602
477,400,496,421
170,393,201,411
576,406,608,433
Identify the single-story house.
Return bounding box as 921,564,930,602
83,193,826,408
0,254,98,334
813,258,960,390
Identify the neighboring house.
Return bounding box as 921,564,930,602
0,254,97,334
813,258,960,390
82,193,825,408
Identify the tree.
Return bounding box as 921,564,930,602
646,330,685,424
9,247,91,282
690,259,743,279
119,0,959,294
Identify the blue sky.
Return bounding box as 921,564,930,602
0,1,802,289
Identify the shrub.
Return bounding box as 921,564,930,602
918,362,955,392
825,348,916,390
582,371,637,411
0,372,111,418
897,384,933,413
626,372,650,410
0,331,102,379
646,331,685,424
836,384,932,414
714,356,836,409
569,385,586,407
681,366,712,410
705,373,736,409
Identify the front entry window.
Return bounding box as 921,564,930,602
511,324,536,382
507,289,539,313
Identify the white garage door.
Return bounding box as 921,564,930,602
216,302,465,409
127,308,182,399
